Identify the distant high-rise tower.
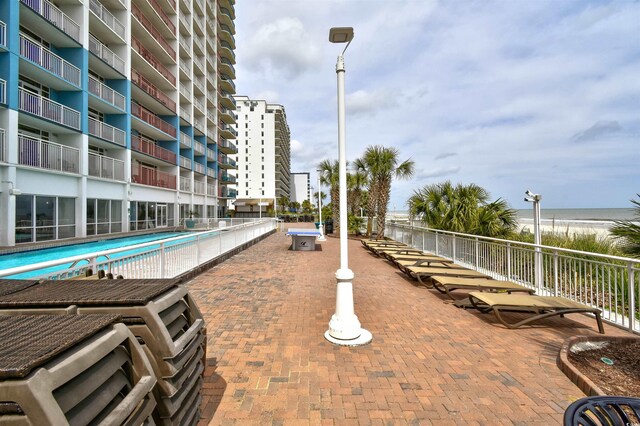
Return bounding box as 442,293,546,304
0,0,237,246
232,96,291,217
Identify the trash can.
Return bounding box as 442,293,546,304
314,222,320,229
324,219,334,234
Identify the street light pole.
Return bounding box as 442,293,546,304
325,27,371,346
317,170,326,241
525,190,542,292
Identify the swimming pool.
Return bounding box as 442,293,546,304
0,232,197,279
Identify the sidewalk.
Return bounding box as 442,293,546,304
186,225,629,425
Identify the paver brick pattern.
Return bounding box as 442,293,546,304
187,225,630,425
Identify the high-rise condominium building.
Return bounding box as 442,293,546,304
0,0,237,247
290,172,310,205
231,96,290,217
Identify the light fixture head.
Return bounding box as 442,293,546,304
329,27,354,43
525,190,533,197
9,189,22,196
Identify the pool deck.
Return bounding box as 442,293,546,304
186,224,633,425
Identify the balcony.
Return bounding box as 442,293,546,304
131,134,177,164
132,37,176,86
180,106,192,124
218,7,235,28
19,88,80,130
217,23,235,48
218,56,236,78
143,0,176,36
206,148,216,161
193,180,205,194
131,2,176,60
218,91,236,110
194,117,205,134
0,129,5,163
179,57,192,77
220,187,236,198
219,173,236,184
218,138,237,154
89,34,126,75
89,0,125,41
218,155,236,169
88,75,126,111
179,155,191,169
0,79,6,105
193,13,205,35
218,122,237,139
131,69,176,112
131,102,177,137
88,152,125,181
219,108,236,125
179,12,190,34
20,0,81,44
193,98,205,114
20,35,81,88
193,140,206,155
217,40,235,63
193,35,205,54
179,82,192,100
89,117,126,146
193,75,206,93
131,163,176,189
0,20,6,49
18,134,79,174
193,57,205,77
218,74,235,92
180,132,192,148
193,162,205,175
179,176,191,191
206,185,215,196
207,109,216,125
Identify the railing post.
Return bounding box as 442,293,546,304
435,231,439,256
452,235,456,262
159,242,166,278
474,237,479,269
506,242,512,280
553,250,559,297
196,235,200,266
628,262,636,332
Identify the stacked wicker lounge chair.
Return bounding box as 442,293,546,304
0,279,205,425
0,314,156,425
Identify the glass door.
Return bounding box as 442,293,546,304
157,204,168,228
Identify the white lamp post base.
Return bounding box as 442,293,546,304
324,328,372,346
317,224,327,241
325,268,372,346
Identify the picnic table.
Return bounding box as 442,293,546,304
286,228,321,251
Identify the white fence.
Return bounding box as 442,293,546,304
387,222,640,334
0,219,276,280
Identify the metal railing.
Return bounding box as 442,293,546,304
131,102,177,137
0,78,5,104
193,97,205,114
180,106,192,123
88,117,125,146
194,117,205,133
193,180,205,194
89,34,126,75
206,185,215,196
131,135,177,164
20,35,81,87
0,219,277,280
19,88,81,130
88,152,125,181
0,20,5,48
206,168,216,178
0,129,5,163
193,141,206,155
88,75,126,110
179,176,191,191
131,3,175,60
193,162,205,175
18,134,79,173
179,155,191,169
131,37,175,85
131,69,176,112
131,163,176,189
386,222,640,334
20,0,81,43
180,132,192,148
89,0,125,40
206,148,215,161
147,0,175,34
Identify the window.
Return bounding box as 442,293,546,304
15,195,76,243
261,131,264,136
261,148,264,153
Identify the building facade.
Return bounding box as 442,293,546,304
290,172,310,205
0,0,237,247
231,96,290,217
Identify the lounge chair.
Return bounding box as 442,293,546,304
404,264,490,285
431,276,534,300
361,238,403,247
372,247,424,257
564,396,640,426
467,291,604,333
362,241,407,253
394,258,454,274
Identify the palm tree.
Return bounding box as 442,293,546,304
347,169,368,216
408,181,517,238
318,159,340,231
277,195,290,214
358,146,414,238
610,194,640,258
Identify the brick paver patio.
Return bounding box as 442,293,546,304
187,224,631,425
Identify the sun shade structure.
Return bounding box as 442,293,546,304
0,314,156,425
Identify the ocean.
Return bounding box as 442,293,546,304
515,208,635,222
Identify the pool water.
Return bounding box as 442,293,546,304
0,232,197,279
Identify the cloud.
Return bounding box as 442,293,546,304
571,120,623,143
251,90,280,103
346,89,396,116
434,152,458,160
241,18,321,79
416,166,461,180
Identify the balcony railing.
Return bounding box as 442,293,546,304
180,176,191,191
220,174,236,183
20,0,81,43
20,35,81,87
193,180,205,194
178,58,192,76
179,82,192,99
88,117,126,146
0,79,5,104
18,134,79,173
131,163,176,189
194,162,205,175
88,152,125,181
131,69,176,112
219,74,236,91
0,20,5,48
180,107,192,123
193,141,206,155
219,138,237,154
219,23,235,38
89,0,125,40
193,74,205,92
88,75,126,110
206,148,215,161
193,35,204,52
218,122,237,137
193,98,205,113
179,155,191,169
218,155,236,167
131,102,177,137
219,7,234,21
180,132,192,148
132,37,176,85
194,118,205,133
218,56,236,74
179,11,190,31
147,0,176,34
131,134,177,164
19,88,80,130
89,34,126,75
131,3,176,60
0,129,5,163
206,167,216,178
206,185,215,196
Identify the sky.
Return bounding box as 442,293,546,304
233,0,640,210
